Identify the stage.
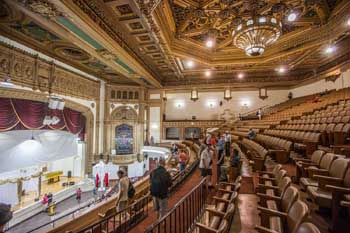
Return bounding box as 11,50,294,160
12,176,83,212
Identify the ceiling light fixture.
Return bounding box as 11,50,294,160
324,45,336,54
186,60,194,68
287,12,297,22
205,70,211,77
206,39,214,48
237,73,244,79
232,16,282,56
0,75,14,87
347,18,350,26
276,66,287,73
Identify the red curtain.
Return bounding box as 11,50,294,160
0,97,86,140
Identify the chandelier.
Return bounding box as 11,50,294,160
232,16,282,56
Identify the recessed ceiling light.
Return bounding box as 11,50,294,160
186,60,194,68
205,70,211,77
206,39,214,48
287,12,297,22
237,73,244,79
277,66,287,73
325,45,336,54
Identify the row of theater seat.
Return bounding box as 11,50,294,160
294,150,350,232
239,138,268,171
264,129,320,155
195,176,241,233
254,134,292,164
255,165,321,233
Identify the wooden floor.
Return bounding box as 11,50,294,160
13,176,83,211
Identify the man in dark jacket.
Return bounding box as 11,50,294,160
150,157,172,219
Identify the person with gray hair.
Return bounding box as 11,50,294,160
0,203,12,233
150,156,172,219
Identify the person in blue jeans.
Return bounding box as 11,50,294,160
216,136,225,183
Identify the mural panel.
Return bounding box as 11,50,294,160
115,124,133,154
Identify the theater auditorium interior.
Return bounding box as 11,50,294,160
0,0,350,233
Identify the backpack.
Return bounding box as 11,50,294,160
127,180,135,198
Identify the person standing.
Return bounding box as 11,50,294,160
171,143,178,154
224,131,231,157
199,146,214,187
248,128,256,139
216,136,225,183
150,157,172,219
105,170,129,212
178,150,188,172
76,188,82,204
0,203,13,233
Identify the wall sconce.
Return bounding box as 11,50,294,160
191,89,199,101
224,88,232,101
259,88,268,100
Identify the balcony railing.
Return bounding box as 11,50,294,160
144,178,207,233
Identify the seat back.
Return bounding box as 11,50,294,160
281,186,300,212
287,200,309,233
223,203,235,220
319,153,337,170
311,150,325,165
272,164,282,175
278,176,292,196
343,168,350,188
297,222,321,233
217,219,228,233
329,159,349,179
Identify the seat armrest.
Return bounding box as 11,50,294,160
196,223,217,233
257,206,288,218
258,184,279,191
325,185,350,194
293,158,311,162
205,208,225,217
257,176,276,182
258,171,273,176
218,188,234,194
257,193,282,203
341,201,350,207
213,196,230,203
314,175,343,189
255,225,279,233
219,182,237,188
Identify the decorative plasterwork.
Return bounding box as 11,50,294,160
0,42,100,100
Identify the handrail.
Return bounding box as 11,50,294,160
76,194,150,233
241,105,269,116
144,178,207,233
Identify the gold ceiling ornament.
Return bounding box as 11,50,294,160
232,16,282,56
96,49,118,61
21,0,63,19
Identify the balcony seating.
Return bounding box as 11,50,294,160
255,135,292,163
258,169,287,187
306,160,350,209
255,200,309,233
257,164,282,181
240,138,268,171
258,176,292,198
196,219,228,233
299,153,339,190
294,150,326,182
257,186,299,228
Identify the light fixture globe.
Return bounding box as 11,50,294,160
232,16,282,56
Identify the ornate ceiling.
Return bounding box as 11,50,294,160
0,0,349,89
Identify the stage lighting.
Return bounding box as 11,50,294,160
51,116,60,125
43,116,52,125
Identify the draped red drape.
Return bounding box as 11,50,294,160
0,97,86,140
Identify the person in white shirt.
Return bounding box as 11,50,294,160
224,131,232,157
199,146,213,187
